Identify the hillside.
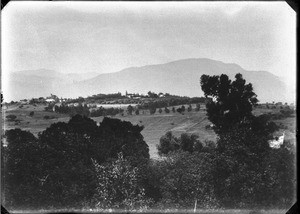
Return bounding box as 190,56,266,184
3,58,288,102
76,58,287,103
4,102,295,158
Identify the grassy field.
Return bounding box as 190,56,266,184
2,103,296,158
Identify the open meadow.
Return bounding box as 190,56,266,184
3,103,296,158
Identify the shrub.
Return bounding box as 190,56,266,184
157,132,202,156
29,111,34,117
149,107,156,115
92,153,152,210
177,108,182,114
152,151,218,209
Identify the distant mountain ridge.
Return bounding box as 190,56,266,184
3,58,289,102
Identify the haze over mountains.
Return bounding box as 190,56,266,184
4,58,289,103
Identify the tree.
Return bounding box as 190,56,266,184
199,73,294,208
164,107,170,114
98,117,150,165
200,73,258,134
261,142,296,207
157,132,202,156
172,107,176,113
92,153,152,210
187,104,192,112
180,133,200,153
135,108,140,115
3,115,150,209
157,132,180,156
147,91,158,98
152,151,218,209
177,107,183,114
195,103,200,111
212,124,290,208
181,105,186,112
2,129,42,209
127,105,134,115
149,107,156,115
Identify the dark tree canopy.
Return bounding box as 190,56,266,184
127,105,134,115
157,131,204,156
200,73,258,133
3,115,149,209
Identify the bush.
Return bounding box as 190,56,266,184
29,111,34,117
149,107,156,115
152,151,218,209
177,107,182,114
92,153,152,210
157,132,180,156
157,132,202,156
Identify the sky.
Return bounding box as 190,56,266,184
1,1,296,100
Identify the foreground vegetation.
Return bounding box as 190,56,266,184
1,74,296,212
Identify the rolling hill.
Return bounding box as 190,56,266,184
3,58,288,102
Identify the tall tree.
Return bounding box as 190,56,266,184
200,73,258,133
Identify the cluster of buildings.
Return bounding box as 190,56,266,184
18,94,66,105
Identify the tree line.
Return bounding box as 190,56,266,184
46,102,203,117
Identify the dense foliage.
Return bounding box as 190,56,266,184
46,103,90,117
197,73,295,208
90,107,124,117
85,93,125,103
200,73,258,134
157,132,203,156
139,97,207,110
152,151,218,209
3,115,150,210
92,153,153,210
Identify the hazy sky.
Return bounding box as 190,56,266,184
2,1,296,94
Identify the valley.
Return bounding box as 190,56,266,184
3,101,296,158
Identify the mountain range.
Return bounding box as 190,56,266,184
3,58,289,103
